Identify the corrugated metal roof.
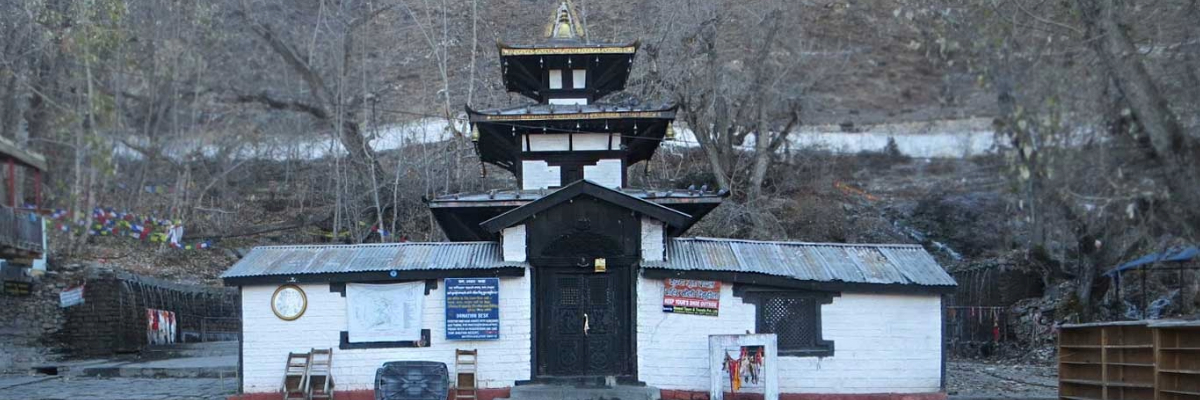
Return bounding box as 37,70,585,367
222,238,954,287
220,242,524,279
645,237,956,287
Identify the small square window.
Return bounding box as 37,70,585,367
747,290,835,357
549,70,563,89
572,69,587,89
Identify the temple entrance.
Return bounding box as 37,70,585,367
493,184,678,384
535,265,634,381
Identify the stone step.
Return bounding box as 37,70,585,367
79,355,238,379
499,384,660,400
141,340,238,359
30,359,125,377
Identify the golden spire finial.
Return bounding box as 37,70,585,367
545,1,586,40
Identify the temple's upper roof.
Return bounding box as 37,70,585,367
497,0,638,54
497,41,638,56
495,1,641,103
545,0,586,41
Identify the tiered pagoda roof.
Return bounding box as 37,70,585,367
467,103,676,174
432,1,718,242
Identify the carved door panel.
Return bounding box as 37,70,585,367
545,274,587,376
537,268,630,378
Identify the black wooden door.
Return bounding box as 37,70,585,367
536,267,631,378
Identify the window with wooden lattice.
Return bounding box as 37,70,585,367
743,290,835,357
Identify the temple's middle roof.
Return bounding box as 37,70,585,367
468,102,675,121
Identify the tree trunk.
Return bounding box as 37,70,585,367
1077,0,1186,160
1076,0,1200,229
0,72,20,140
748,108,771,201
692,16,733,192
338,118,386,180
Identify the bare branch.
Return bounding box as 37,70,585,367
234,92,330,120
242,15,335,107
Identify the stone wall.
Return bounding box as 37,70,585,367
0,270,67,372
60,267,240,357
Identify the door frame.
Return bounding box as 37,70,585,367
528,263,639,385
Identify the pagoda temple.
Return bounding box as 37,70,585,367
222,3,954,399
433,1,722,241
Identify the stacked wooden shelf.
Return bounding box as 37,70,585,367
1061,322,1156,400
1152,321,1200,400
1061,321,1200,400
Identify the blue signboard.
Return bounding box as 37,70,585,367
445,278,500,340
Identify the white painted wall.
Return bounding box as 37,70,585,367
789,130,994,159
502,225,527,262
240,277,532,393
636,275,943,394
572,133,615,151
522,135,570,152
521,160,561,190
548,98,588,105
667,117,1001,159
572,69,587,89
522,134,613,151
583,159,623,188
640,218,664,262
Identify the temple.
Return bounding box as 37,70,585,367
222,3,954,399
436,1,718,241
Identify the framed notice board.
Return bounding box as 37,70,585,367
445,278,500,340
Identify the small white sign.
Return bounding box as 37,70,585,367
60,285,85,307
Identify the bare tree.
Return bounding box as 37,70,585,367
650,0,810,201
235,2,387,180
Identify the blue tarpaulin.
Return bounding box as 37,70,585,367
1104,246,1200,277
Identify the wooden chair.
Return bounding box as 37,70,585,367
454,349,478,400
306,348,334,400
282,352,311,400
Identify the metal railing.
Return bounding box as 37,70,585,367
0,206,43,254
181,315,241,343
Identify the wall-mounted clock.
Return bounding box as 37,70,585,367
271,284,307,321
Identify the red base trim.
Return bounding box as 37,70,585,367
230,388,941,400
659,390,948,400
229,388,511,400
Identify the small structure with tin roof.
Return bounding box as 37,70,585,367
0,136,47,265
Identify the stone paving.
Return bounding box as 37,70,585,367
947,361,1057,399
0,375,236,400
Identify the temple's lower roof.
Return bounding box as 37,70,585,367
220,237,953,294
644,237,956,292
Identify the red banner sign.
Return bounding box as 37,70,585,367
662,278,720,316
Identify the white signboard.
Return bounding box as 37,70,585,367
60,284,85,307
346,282,425,343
